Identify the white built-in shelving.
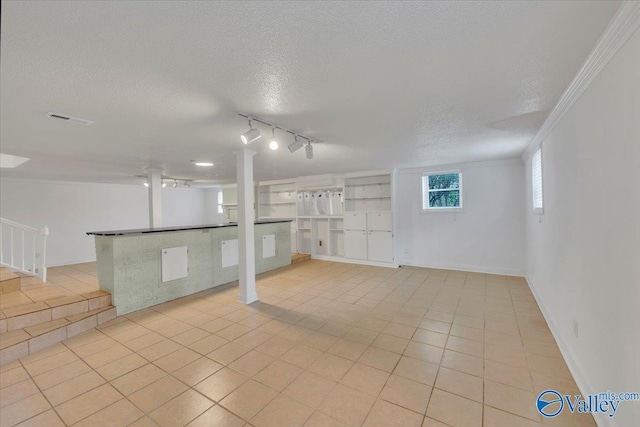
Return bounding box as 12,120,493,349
256,170,397,267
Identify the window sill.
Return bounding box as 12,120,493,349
421,208,465,214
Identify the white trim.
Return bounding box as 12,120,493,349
399,158,523,176
523,1,640,160
525,275,616,427
47,256,97,268
401,262,524,277
311,254,399,269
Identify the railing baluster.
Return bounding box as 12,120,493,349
10,227,14,268
33,234,36,274
1,218,47,281
22,229,25,271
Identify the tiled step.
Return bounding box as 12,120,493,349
0,305,116,365
0,290,111,332
291,253,311,264
0,267,21,294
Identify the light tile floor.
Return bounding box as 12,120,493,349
0,260,596,427
1,264,100,313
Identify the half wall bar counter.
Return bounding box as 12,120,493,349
87,220,292,315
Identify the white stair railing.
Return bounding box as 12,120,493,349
0,217,49,282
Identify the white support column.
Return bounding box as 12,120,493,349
146,168,163,228
234,149,258,304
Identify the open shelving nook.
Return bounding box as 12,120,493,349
257,170,397,268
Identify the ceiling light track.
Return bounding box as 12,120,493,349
136,174,193,188
237,113,322,145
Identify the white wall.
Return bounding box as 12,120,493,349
0,179,216,266
396,159,526,275
524,29,640,427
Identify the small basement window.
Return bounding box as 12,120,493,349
532,148,543,213
421,171,462,211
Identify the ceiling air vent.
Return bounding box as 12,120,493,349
45,112,94,125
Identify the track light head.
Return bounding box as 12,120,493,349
172,180,178,188
143,182,149,187
306,141,314,159
240,120,261,144
269,128,278,150
288,135,304,153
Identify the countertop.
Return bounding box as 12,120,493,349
87,219,293,236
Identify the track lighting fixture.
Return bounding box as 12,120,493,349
194,162,213,167
240,119,261,144
306,141,314,159
139,175,192,188
288,135,304,153
269,128,279,150
236,113,321,158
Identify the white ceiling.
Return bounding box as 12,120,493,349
0,1,621,185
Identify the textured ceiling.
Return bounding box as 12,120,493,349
0,1,621,185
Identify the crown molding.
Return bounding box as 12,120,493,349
522,1,640,159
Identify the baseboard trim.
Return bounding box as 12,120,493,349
311,254,399,269
525,274,616,427
400,261,524,277
47,257,96,268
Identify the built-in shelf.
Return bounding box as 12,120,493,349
297,215,343,219
345,197,391,200
259,202,296,205
345,182,390,187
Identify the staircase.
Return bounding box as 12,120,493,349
0,267,116,366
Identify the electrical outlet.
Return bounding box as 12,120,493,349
573,320,579,338
319,240,323,247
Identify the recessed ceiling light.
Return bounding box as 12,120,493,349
194,162,214,167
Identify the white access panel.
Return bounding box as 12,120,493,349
221,239,239,268
344,212,366,230
367,212,392,231
367,231,393,263
263,234,276,258
161,246,188,282
344,230,368,260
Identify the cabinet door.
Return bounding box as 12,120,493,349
344,230,368,260
367,212,392,231
344,212,366,230
367,231,393,263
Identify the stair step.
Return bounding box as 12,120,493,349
0,305,116,365
291,253,311,264
0,291,111,332
0,268,21,294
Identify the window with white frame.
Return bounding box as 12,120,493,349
532,148,543,212
421,171,462,211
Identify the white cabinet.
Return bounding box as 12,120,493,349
344,212,366,230
345,230,368,260
367,212,392,231
367,231,393,263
